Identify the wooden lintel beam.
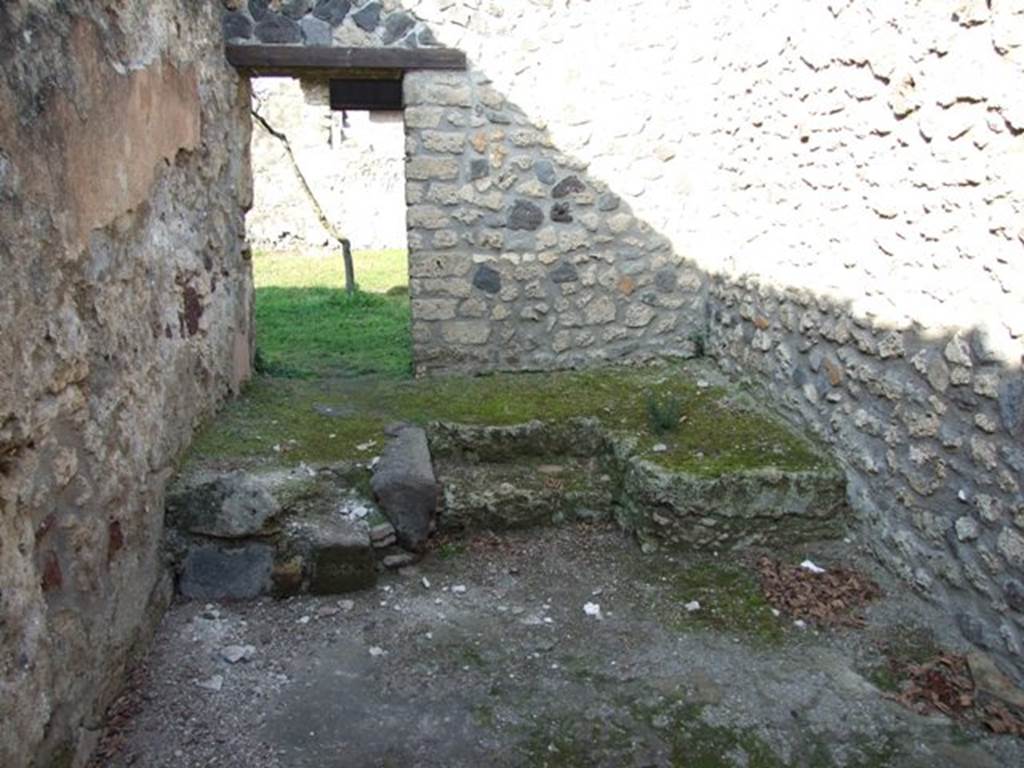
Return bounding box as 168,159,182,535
225,44,467,75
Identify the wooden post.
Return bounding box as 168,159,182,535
342,238,355,296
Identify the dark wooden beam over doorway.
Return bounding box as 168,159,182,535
225,44,467,77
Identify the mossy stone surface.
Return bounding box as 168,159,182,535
184,362,833,480
182,361,846,554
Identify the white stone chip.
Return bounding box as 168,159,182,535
583,602,603,619
221,644,256,664
368,646,386,657
196,674,224,692
684,600,701,613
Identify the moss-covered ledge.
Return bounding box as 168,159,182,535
185,361,831,474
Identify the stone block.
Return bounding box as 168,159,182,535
625,304,656,328
583,296,617,325
535,159,557,184
223,12,254,41
166,471,280,539
421,131,466,154
406,156,460,181
412,277,473,298
299,16,332,45
551,202,573,223
442,321,492,345
405,75,473,107
508,199,544,230
408,205,451,230
405,106,445,129
412,298,458,321
472,264,502,294
180,544,274,600
312,0,351,25
254,14,303,43
409,252,471,279
382,10,415,44
306,519,376,594
351,1,381,31
552,176,586,198
618,462,848,552
550,262,578,284
608,213,635,234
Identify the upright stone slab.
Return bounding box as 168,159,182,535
371,426,439,552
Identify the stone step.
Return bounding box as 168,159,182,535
428,415,848,551
435,456,616,532
165,398,849,601
166,464,391,600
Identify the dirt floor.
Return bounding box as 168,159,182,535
94,525,1024,768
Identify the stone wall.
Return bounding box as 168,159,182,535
223,0,1024,680
249,78,407,252
223,0,708,374
696,1,1024,685
0,3,252,766
401,68,705,373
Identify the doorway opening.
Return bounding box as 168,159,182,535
247,76,411,379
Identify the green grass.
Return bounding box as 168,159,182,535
194,252,832,479
253,249,411,378
254,249,408,294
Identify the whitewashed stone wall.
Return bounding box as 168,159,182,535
223,0,1024,679
249,78,407,252
224,0,709,373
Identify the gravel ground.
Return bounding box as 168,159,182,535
94,525,1024,767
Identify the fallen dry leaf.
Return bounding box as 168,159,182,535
757,557,881,627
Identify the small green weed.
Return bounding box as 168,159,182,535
646,391,684,435
436,540,467,560
687,328,707,357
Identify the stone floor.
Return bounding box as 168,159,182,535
98,525,1024,767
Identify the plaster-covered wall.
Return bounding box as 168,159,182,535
0,3,252,765
224,0,1024,680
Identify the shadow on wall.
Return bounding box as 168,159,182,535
403,59,1024,683
221,1,1024,682
399,4,1024,686
401,67,708,376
